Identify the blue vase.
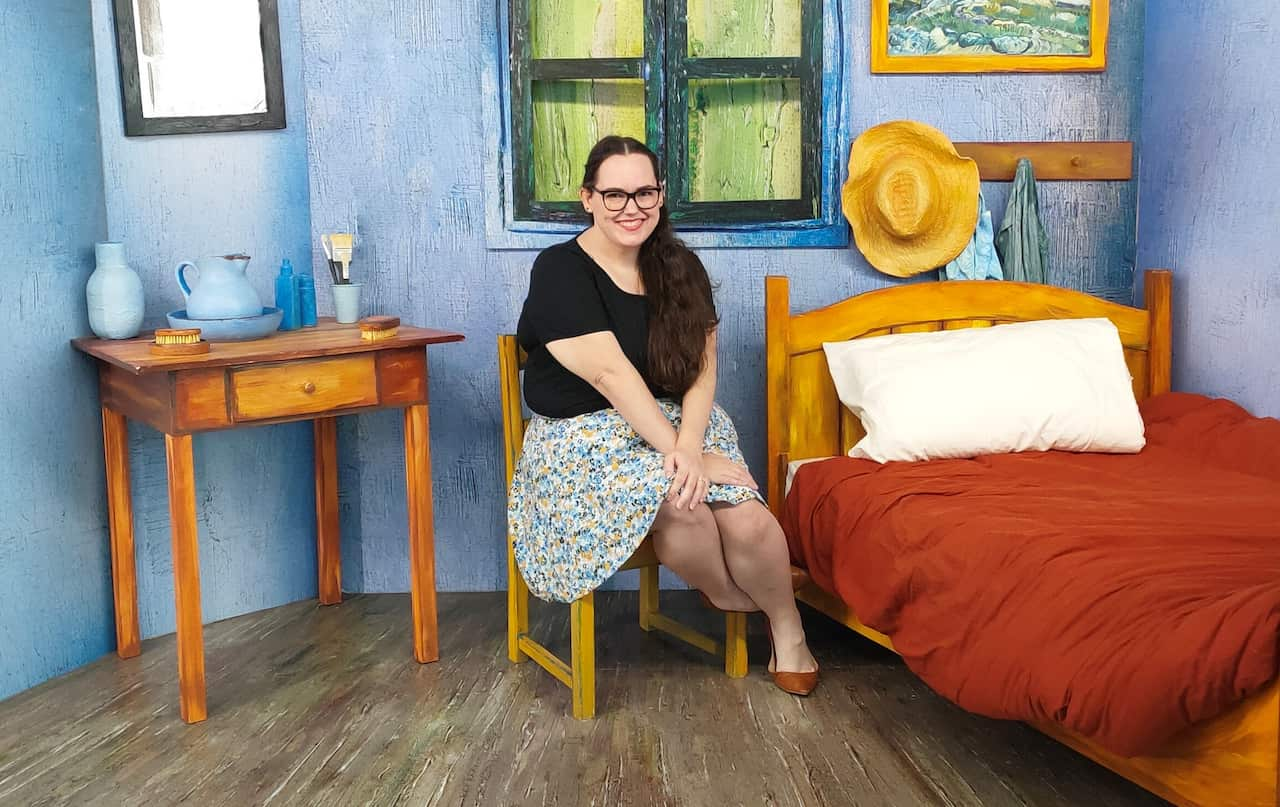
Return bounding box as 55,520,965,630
86,241,145,339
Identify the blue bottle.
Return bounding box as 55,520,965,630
297,273,318,327
275,259,301,330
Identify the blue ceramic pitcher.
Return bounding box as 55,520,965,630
175,254,263,320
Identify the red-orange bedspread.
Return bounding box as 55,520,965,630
782,393,1280,756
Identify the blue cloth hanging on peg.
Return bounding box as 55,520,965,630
995,157,1050,284
942,190,1003,280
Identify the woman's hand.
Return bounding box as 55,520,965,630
664,447,707,510
703,453,758,490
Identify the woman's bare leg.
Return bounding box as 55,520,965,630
710,500,817,674
650,501,758,613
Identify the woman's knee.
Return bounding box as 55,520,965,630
714,502,780,548
652,504,719,568
653,500,715,532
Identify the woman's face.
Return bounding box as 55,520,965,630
581,153,664,250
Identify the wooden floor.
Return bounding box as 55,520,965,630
0,592,1166,807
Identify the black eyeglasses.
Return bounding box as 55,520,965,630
590,185,663,211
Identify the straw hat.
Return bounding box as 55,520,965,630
842,121,980,278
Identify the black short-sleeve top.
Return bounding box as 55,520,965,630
516,237,668,418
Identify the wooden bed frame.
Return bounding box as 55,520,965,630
764,269,1279,807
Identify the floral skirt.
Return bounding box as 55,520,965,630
509,400,763,603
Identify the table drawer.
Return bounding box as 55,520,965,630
231,355,378,421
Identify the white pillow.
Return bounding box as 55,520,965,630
821,318,1146,463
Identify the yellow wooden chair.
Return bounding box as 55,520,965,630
499,335,749,718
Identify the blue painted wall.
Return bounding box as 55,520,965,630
1136,1,1279,418
300,0,1146,592
0,3,111,700
86,0,319,638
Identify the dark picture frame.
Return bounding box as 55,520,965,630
111,0,286,136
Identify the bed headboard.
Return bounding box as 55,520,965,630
763,269,1173,515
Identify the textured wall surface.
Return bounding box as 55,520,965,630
0,4,111,700
87,0,319,638
301,0,1145,592
1136,1,1279,417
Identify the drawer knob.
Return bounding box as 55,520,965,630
302,381,317,394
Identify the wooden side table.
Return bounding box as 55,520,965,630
72,320,465,723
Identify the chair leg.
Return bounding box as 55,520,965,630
507,532,528,663
571,593,596,719
724,612,748,678
638,566,659,631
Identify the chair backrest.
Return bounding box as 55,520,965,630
497,334,529,487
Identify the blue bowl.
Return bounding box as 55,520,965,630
166,307,284,342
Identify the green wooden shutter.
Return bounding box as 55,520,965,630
511,0,665,222
666,0,821,224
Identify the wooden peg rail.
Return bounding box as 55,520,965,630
953,141,1133,181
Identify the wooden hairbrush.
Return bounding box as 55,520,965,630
150,328,210,355
358,316,400,341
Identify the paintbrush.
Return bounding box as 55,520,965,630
329,233,354,283
321,232,355,284
320,234,338,283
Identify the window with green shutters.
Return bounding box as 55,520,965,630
499,0,845,246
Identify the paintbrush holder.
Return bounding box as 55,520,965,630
332,282,362,324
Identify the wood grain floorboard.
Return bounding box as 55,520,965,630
0,593,1166,807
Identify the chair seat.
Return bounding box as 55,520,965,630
619,535,660,571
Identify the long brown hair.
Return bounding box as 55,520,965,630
581,136,718,397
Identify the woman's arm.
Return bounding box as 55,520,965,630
660,328,716,507
677,328,717,455
545,331,679,454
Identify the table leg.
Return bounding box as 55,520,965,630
165,433,207,724
102,407,141,659
404,404,439,663
314,417,342,605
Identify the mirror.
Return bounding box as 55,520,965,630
112,0,286,136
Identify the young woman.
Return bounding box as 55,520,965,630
508,135,819,695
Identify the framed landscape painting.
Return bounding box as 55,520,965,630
871,0,1109,73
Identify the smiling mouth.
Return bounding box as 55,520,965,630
616,217,646,231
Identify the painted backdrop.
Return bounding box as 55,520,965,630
0,3,110,700
1,0,1148,703
300,0,1145,592
1136,0,1279,418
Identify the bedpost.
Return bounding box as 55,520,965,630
1144,269,1173,396
765,276,790,519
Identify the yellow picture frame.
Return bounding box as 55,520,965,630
871,0,1109,74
